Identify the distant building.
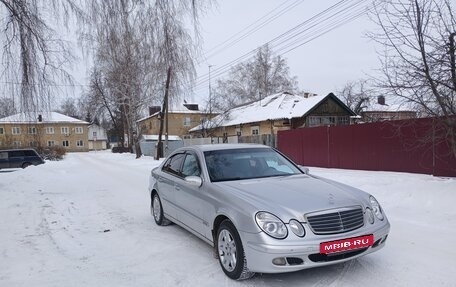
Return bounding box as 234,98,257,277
139,135,183,157
189,92,356,139
88,124,108,150
360,96,416,122
137,103,217,139
0,112,89,151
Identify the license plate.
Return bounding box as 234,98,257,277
320,235,374,254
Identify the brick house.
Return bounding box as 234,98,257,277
137,104,217,139
189,92,356,138
0,112,89,152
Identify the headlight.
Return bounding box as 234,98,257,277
255,212,288,239
289,219,305,237
370,196,384,221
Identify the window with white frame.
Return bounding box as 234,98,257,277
75,126,83,134
13,141,21,148
62,140,69,147
308,116,335,127
183,117,191,127
61,127,69,135
29,141,38,147
0,127,4,134
251,126,259,135
12,127,21,135
337,116,349,125
28,127,37,134
76,140,84,147
93,131,97,137
47,140,55,147
235,127,241,136
45,127,54,134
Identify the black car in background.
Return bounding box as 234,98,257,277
0,149,45,169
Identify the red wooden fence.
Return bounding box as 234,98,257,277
277,117,456,177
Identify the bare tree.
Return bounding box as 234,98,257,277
83,0,208,157
0,1,82,114
0,97,16,117
337,80,373,114
369,0,456,157
213,44,299,110
56,97,80,118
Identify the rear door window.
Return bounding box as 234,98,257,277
9,151,25,158
162,153,185,177
0,152,8,159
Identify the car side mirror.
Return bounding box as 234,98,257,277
298,165,310,174
185,176,203,187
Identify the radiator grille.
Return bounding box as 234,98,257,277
306,207,364,235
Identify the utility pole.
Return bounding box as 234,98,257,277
208,64,213,114
156,67,172,160
206,64,213,138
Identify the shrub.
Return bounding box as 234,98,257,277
36,146,66,161
112,146,132,153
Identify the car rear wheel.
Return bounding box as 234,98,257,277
22,162,31,168
217,220,254,280
151,193,171,226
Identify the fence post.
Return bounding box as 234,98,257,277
327,126,331,167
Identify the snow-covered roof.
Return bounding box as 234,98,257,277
364,102,415,113
141,135,182,141
190,92,346,131
137,110,208,123
0,112,89,124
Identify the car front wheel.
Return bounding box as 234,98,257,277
151,193,171,226
217,220,254,280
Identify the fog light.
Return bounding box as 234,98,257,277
272,257,287,266
366,208,375,224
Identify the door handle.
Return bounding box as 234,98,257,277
175,185,180,191
158,177,163,182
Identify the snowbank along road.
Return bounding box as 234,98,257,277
0,151,455,286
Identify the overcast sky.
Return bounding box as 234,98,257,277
66,0,382,108
191,0,381,103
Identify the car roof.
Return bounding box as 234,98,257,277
0,148,37,152
183,143,272,152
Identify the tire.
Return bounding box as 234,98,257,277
216,220,254,280
22,162,32,169
151,192,171,226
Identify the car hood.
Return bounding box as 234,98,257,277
214,174,369,222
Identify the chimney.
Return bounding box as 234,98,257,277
149,106,161,116
183,103,199,111
38,114,42,122
377,95,386,105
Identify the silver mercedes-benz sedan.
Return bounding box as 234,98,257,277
148,144,390,280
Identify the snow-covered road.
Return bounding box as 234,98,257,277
0,151,455,286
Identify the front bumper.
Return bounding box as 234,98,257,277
241,219,390,274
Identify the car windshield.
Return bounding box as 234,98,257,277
204,148,302,182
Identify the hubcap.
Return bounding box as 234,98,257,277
218,229,237,272
153,195,161,222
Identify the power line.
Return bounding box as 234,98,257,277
192,0,358,88
192,0,369,93
201,0,305,62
